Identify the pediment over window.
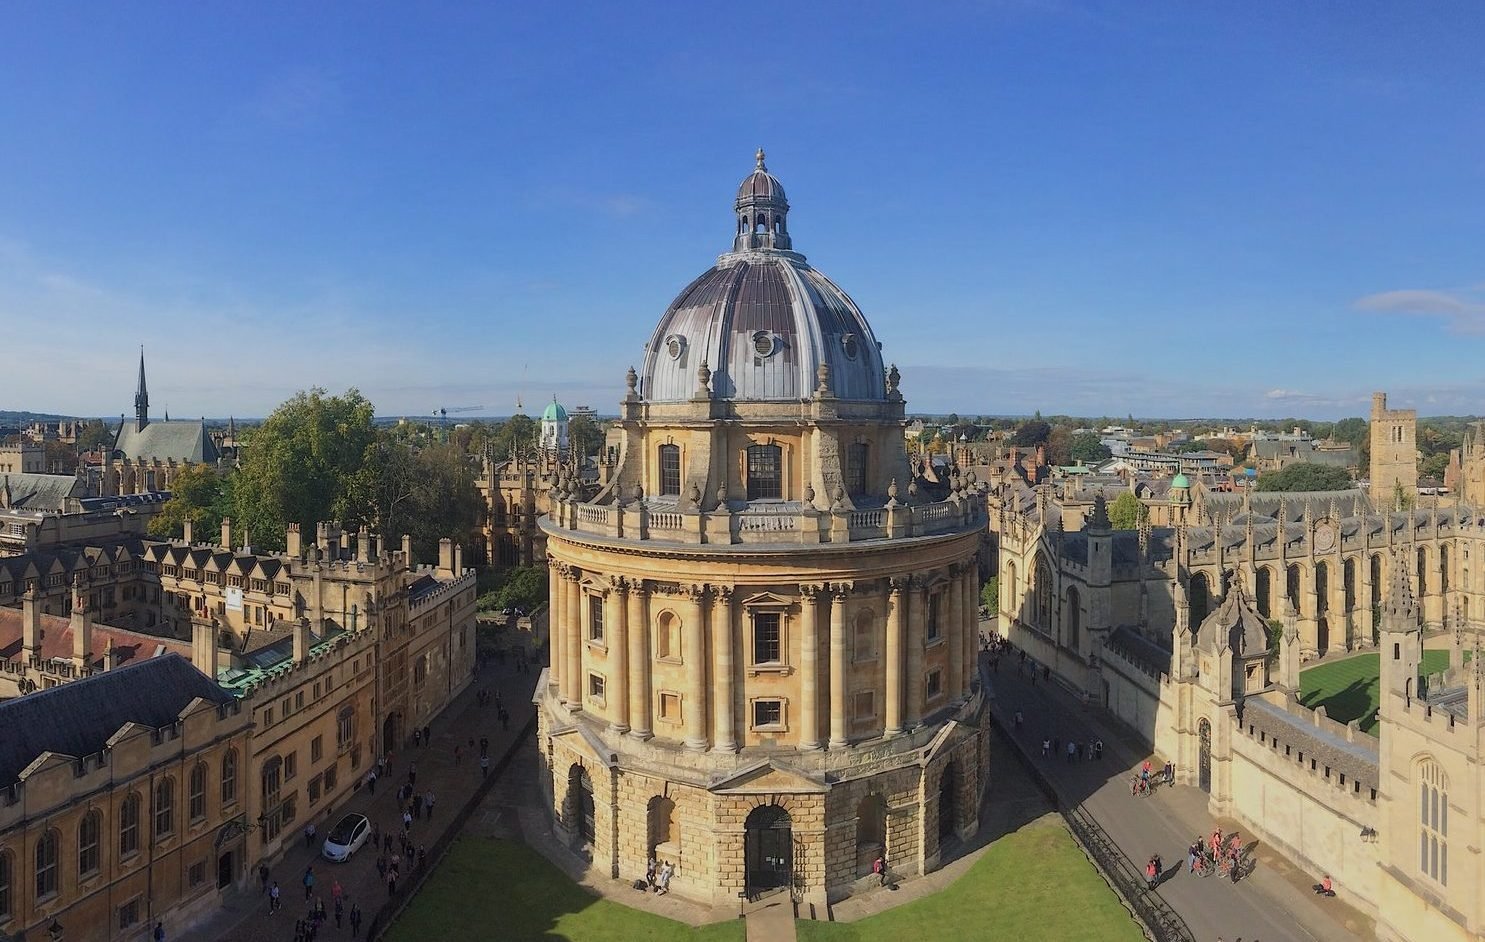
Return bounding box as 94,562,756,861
738,590,793,608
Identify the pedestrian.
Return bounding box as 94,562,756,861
1013,710,1023,730
480,736,489,757
1041,738,1050,758
367,769,377,795
413,792,423,819
872,854,887,887
418,844,427,870
315,896,327,925
426,790,436,819
413,728,422,748
645,856,657,890
377,855,387,880
408,763,417,786
304,822,317,848
480,754,490,778
334,896,344,929
332,879,343,904
422,724,431,745
1066,740,1076,763
1094,739,1104,760
270,881,282,913
350,902,363,938
371,820,380,848
294,920,305,941
303,866,315,901
153,920,165,942
258,861,270,892
403,809,413,831
1043,664,1051,682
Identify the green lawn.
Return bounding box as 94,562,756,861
386,837,745,942
795,819,1144,942
1300,649,1455,735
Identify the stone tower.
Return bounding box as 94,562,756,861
1379,549,1422,703
1369,391,1416,509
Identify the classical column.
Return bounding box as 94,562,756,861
565,569,582,709
905,575,925,727
609,577,630,734
884,578,905,736
946,564,964,703
962,561,978,695
828,582,851,749
683,584,708,751
799,584,822,749
627,582,652,739
550,561,566,702
713,587,737,752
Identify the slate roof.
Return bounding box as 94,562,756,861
113,419,221,464
0,652,233,786
1,472,85,511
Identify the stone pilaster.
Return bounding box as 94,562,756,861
906,575,925,727
565,568,582,709
884,577,905,735
610,576,630,733
627,582,652,739
683,584,708,751
799,584,822,749
947,564,965,702
829,582,851,749
550,561,566,702
713,586,737,752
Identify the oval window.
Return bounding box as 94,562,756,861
666,335,685,360
753,331,775,358
842,334,859,360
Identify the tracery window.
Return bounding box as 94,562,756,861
1419,759,1448,885
78,811,102,878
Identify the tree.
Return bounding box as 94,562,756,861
148,464,227,540
1420,452,1451,481
1069,433,1112,465
980,577,998,615
491,414,538,458
76,419,114,452
1010,419,1052,448
1045,426,1073,466
1254,462,1353,492
1108,492,1146,529
231,388,379,552
567,414,604,458
1331,417,1367,447
477,565,549,613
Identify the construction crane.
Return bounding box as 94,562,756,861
432,405,484,439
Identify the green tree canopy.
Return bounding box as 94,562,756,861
1069,433,1112,464
477,565,549,613
1108,491,1146,529
232,388,379,552
980,577,998,614
1254,462,1353,492
76,419,114,452
1010,419,1052,447
148,464,232,541
567,414,604,458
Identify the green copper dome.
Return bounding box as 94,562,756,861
541,398,568,422
1171,472,1190,489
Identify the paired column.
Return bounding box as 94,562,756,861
550,562,566,702
627,583,652,738
609,577,630,733
565,569,582,709
946,564,964,703
962,560,978,695
683,585,708,751
884,579,905,736
713,587,737,752
799,585,822,749
828,582,851,749
905,576,925,728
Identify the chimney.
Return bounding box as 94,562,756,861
191,617,218,677
437,538,454,577
22,589,43,660
286,523,302,558
71,578,92,670
454,543,464,575
182,518,193,544
221,517,232,549
293,617,312,664
357,528,371,563
402,533,414,567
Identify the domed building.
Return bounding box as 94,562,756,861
535,151,990,906
541,397,570,456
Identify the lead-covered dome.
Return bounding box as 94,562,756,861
641,151,887,404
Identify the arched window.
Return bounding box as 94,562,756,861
221,749,238,806
78,809,101,878
190,761,208,823
34,829,58,901
746,444,783,500
119,792,141,857
0,849,11,922
659,444,681,496
1190,572,1210,627
1441,545,1450,592
1419,759,1448,885
1064,587,1081,650
1004,561,1016,618
1287,564,1302,611
656,611,681,660
1255,567,1272,618
155,777,175,838
1034,561,1053,632
846,443,869,497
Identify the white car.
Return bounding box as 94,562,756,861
321,812,371,863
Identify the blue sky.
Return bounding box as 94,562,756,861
3,2,1484,421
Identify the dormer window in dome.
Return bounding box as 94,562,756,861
841,333,859,361
752,330,778,359
665,335,687,360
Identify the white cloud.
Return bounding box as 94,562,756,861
1354,287,1485,334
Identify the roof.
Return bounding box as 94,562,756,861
0,472,85,511
0,652,234,786
113,418,221,464
541,398,568,422
1195,583,1269,657
0,607,191,671
1171,473,1190,488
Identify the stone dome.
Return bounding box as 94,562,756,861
640,152,887,404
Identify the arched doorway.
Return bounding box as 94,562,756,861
1190,573,1210,628
1255,567,1272,618
1198,719,1212,793
938,762,959,842
744,805,793,893
382,713,398,754
567,765,595,846
855,794,887,877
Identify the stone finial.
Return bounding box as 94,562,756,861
687,482,702,507
717,480,729,504
885,364,901,398
696,361,712,397
886,478,899,507
815,362,832,397
625,365,639,398
803,482,816,505
831,485,845,511
907,479,918,499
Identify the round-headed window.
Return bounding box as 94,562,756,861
752,331,775,357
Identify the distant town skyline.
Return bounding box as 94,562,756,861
3,5,1483,420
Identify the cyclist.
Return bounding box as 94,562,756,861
1209,828,1223,858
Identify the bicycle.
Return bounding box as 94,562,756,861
1192,854,1215,878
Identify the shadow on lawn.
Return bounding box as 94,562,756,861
1300,677,1378,731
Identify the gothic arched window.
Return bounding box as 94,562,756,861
1419,759,1448,885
